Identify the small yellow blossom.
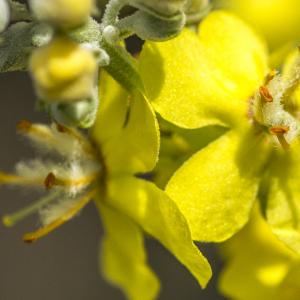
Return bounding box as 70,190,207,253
30,36,97,102
29,0,95,30
139,10,300,254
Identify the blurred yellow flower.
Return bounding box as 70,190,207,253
219,208,300,300
29,0,95,30
30,36,97,102
217,0,300,50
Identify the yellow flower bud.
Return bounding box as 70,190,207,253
30,37,97,102
29,0,94,29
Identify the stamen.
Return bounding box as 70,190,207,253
44,172,99,189
269,126,290,150
0,171,44,187
269,126,290,135
55,123,97,158
259,86,273,102
17,120,53,140
23,189,97,243
2,191,59,227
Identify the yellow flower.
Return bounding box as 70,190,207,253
30,36,97,102
138,10,300,253
29,0,95,30
0,72,211,300
217,0,300,51
219,208,300,300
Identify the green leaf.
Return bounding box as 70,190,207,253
106,176,212,288
101,38,144,92
97,200,160,300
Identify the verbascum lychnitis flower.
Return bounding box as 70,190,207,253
138,10,300,254
30,36,97,102
29,0,95,30
0,72,211,300
219,207,300,300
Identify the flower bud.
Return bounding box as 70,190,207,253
184,0,210,24
29,0,94,30
50,97,98,128
30,37,97,102
130,0,187,16
0,0,9,32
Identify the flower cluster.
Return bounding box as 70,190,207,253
1,0,300,300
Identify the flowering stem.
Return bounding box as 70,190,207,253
102,0,128,27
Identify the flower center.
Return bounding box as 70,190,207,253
0,121,105,242
249,52,300,149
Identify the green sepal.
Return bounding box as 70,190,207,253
100,38,144,93
49,90,99,129
117,9,185,41
68,17,101,45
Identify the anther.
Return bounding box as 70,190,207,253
44,172,56,189
269,126,290,150
269,126,290,135
55,123,69,134
259,86,273,102
17,120,32,132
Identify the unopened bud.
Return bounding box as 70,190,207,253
29,0,95,30
130,0,187,16
0,0,9,32
50,95,98,128
30,37,97,103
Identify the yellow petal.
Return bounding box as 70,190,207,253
166,128,268,242
266,141,300,254
91,71,159,175
139,11,267,129
97,201,160,300
219,0,300,50
277,263,300,299
220,209,295,300
106,176,212,288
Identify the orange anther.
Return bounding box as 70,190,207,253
44,172,56,189
269,125,289,135
259,86,273,102
17,120,32,132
